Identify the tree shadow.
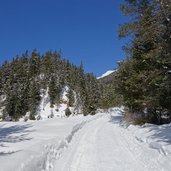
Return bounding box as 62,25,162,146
109,115,124,124
0,143,8,147
0,124,34,155
0,150,21,156
109,114,131,129
148,124,171,145
0,124,33,143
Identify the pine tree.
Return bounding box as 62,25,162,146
29,50,41,78
77,63,89,115
28,80,41,117
84,73,100,115
67,88,75,107
48,76,61,107
118,0,171,124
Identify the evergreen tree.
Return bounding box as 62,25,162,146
48,76,61,107
29,50,41,78
84,73,100,115
77,63,89,115
28,80,41,117
67,88,75,107
117,0,171,124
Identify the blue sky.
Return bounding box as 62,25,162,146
0,0,127,77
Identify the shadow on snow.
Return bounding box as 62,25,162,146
109,115,123,124
0,150,21,156
146,124,171,145
0,124,34,156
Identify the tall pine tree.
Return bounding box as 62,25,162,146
117,0,171,124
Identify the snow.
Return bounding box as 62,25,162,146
61,86,69,102
37,86,71,119
1,108,171,171
97,70,115,79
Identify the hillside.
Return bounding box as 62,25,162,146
0,50,101,121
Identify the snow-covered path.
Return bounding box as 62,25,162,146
53,110,171,171
54,114,145,171
1,108,171,171
53,113,158,171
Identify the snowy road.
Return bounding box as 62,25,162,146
54,110,171,171
1,108,171,171
54,114,143,171
53,114,146,171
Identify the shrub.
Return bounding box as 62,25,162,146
37,115,42,120
24,116,29,122
29,114,36,120
65,108,72,117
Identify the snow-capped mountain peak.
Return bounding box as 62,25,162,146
97,70,115,79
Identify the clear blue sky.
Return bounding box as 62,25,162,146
0,0,127,77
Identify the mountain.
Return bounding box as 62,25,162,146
97,70,115,79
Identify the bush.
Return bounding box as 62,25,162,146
29,114,36,120
65,108,72,117
37,115,42,120
90,110,96,115
124,111,148,125
24,116,29,122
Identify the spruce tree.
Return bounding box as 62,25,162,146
67,88,75,107
28,80,41,117
118,0,171,124
48,76,61,107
